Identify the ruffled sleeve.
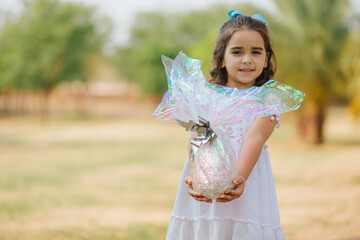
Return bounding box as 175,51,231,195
270,114,281,129
250,79,305,129
255,79,305,117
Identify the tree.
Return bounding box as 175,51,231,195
111,5,231,95
112,12,180,95
0,0,111,116
272,0,352,144
340,30,360,117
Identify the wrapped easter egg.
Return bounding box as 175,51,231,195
177,118,237,199
189,135,237,199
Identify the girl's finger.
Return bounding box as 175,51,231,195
216,192,241,202
219,194,233,201
184,180,212,203
184,176,192,184
224,190,235,195
233,175,246,185
187,187,202,197
216,198,230,203
188,190,212,203
200,197,212,203
189,192,202,198
194,196,205,201
194,196,212,203
234,187,244,196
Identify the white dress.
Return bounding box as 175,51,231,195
165,116,286,240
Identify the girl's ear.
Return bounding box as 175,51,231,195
221,60,225,68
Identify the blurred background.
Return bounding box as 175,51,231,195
0,0,360,239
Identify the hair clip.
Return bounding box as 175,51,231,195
228,10,268,26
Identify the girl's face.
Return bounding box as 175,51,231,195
222,29,268,90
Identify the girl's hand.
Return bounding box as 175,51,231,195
184,176,213,203
216,175,246,203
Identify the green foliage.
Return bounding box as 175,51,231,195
340,30,360,116
272,0,350,99
112,12,179,95
111,5,235,95
270,0,360,143
0,0,110,93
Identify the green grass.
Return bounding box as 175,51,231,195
0,107,360,240
0,224,167,240
0,115,183,239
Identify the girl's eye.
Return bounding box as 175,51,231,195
232,51,242,55
252,51,261,54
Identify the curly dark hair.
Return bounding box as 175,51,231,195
210,15,277,87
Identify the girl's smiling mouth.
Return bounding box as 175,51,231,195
239,68,255,74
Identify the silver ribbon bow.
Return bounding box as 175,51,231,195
176,117,218,165
176,116,218,147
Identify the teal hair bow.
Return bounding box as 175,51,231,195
228,10,268,26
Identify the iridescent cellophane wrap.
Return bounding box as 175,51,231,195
188,134,238,199
153,52,305,199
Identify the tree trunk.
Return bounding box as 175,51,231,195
301,100,327,145
2,91,12,114
296,95,327,145
313,106,326,144
40,89,51,124
298,80,329,145
19,91,26,114
295,108,308,140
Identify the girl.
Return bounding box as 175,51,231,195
156,10,304,240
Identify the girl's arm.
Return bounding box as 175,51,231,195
216,115,277,203
237,115,277,179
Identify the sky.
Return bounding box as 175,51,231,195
0,0,278,48
1,0,360,49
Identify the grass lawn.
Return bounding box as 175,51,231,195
0,106,359,240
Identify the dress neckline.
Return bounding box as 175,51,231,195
206,79,275,94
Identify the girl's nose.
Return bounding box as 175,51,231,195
241,54,252,64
